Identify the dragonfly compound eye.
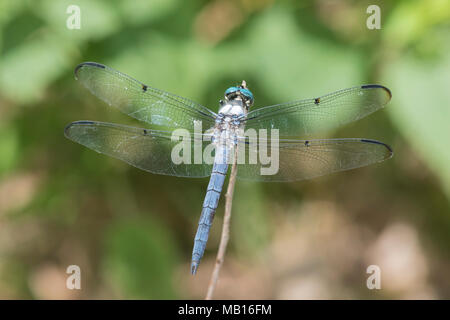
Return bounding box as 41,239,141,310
239,88,254,102
224,86,239,100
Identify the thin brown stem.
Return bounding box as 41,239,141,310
205,147,238,300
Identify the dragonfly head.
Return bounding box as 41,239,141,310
224,80,254,110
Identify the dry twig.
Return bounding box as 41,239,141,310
205,147,238,300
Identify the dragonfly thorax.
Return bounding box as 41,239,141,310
218,99,246,117
215,99,246,149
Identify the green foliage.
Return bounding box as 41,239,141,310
102,218,178,299
386,43,450,196
0,125,19,175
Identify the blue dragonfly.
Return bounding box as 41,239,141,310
65,62,393,275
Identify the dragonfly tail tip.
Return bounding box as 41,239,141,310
191,262,199,275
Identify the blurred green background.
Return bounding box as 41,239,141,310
0,0,449,299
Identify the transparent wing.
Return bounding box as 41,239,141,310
65,121,213,177
244,85,391,137
236,138,393,182
74,62,217,131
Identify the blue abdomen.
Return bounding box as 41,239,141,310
191,147,229,275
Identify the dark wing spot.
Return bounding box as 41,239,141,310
314,98,320,105
74,62,106,78
73,120,96,125
143,129,148,135
361,84,392,99
64,120,96,137
360,139,394,156
142,84,148,92
305,140,310,146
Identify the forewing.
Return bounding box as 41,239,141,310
244,85,391,137
74,62,217,131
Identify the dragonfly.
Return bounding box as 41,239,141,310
65,62,393,275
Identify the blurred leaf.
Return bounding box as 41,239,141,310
0,34,71,103
38,0,121,41
0,0,25,27
0,125,19,175
384,33,450,199
384,0,450,48
117,0,179,25
102,218,178,299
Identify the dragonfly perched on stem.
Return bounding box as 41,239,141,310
65,62,393,275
